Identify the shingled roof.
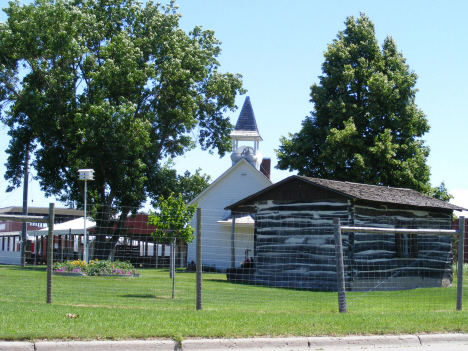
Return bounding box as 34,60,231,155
226,175,466,211
230,96,262,139
299,176,465,210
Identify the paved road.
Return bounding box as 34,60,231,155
1,334,468,350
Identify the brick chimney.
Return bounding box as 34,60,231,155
260,158,271,180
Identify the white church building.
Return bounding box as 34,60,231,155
187,97,272,271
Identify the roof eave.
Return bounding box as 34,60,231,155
226,175,467,212
189,158,273,207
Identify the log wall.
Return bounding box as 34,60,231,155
350,205,453,290
246,200,453,291
253,200,350,291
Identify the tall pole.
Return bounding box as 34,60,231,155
79,169,94,264
21,147,29,267
83,180,88,263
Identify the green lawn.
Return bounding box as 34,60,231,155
1,265,467,340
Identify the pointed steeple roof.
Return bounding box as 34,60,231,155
230,96,262,140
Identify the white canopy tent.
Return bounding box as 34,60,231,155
1,217,96,265
217,214,255,228
28,217,96,237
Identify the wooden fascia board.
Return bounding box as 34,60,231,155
227,174,464,213
355,198,455,216
225,175,356,211
224,175,297,210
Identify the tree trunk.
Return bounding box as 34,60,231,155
93,211,129,260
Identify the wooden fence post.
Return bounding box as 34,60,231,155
333,218,347,313
230,214,236,269
46,203,55,304
457,216,465,310
196,208,202,310
171,238,176,299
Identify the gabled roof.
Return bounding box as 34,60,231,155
226,175,466,211
188,157,272,206
230,96,262,139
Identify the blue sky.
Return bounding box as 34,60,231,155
1,0,467,210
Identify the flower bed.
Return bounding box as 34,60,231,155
53,260,139,277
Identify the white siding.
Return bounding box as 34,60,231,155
187,160,271,270
0,251,21,265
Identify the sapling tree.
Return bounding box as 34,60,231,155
149,193,197,244
149,193,197,296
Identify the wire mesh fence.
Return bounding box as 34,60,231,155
193,211,466,313
0,206,466,313
341,216,462,312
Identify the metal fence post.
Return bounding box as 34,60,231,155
172,238,176,299
230,213,236,268
333,218,347,313
457,216,465,310
196,208,202,310
46,203,55,304
21,148,29,267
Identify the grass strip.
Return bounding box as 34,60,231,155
1,265,467,340
1,301,467,340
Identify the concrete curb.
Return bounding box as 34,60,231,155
0,342,35,351
418,333,468,345
182,337,308,350
307,334,421,348
181,334,468,350
1,334,468,351
181,335,421,350
34,340,177,351
0,340,177,351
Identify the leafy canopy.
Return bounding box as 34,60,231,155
430,181,454,203
0,0,242,258
276,13,431,193
148,193,197,243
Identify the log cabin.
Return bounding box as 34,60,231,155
226,176,466,291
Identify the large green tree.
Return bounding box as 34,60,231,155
276,14,431,193
0,0,242,258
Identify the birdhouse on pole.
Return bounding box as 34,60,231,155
78,168,94,263
78,169,95,181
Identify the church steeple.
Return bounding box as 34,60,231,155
230,97,263,169
231,96,261,139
